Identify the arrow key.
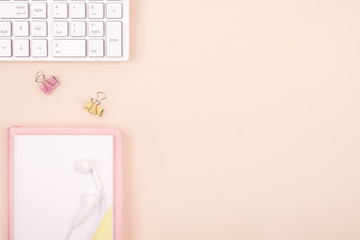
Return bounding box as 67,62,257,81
32,39,47,57
14,21,29,37
14,39,29,57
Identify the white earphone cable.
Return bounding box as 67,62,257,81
87,189,107,240
65,225,75,240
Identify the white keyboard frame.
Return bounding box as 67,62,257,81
0,0,129,61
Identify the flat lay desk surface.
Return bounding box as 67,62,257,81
2,1,360,239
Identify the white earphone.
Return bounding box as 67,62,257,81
66,159,106,240
75,159,104,190
72,194,100,227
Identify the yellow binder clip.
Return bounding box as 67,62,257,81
85,92,107,117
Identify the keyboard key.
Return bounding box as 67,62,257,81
89,39,103,57
70,3,85,19
0,3,29,19
88,21,103,37
32,39,47,57
53,21,68,37
53,3,68,19
53,39,86,57
14,21,29,36
106,3,122,19
88,3,103,19
32,3,47,19
71,21,86,36
0,39,11,57
0,22,11,37
106,21,121,57
32,21,47,36
14,39,29,57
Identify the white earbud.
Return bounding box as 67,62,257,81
72,194,100,227
75,159,103,190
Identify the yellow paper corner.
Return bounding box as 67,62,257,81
91,205,113,240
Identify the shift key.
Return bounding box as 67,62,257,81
0,3,29,19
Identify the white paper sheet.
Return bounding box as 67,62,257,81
13,135,114,240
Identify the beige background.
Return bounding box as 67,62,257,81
1,0,360,239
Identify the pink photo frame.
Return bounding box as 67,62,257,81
7,127,122,240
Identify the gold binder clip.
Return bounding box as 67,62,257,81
85,92,107,116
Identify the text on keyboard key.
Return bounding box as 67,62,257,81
32,3,47,19
89,39,103,57
0,22,11,36
89,3,103,19
0,39,11,57
53,3,68,19
0,3,29,19
53,21,68,36
106,21,122,57
71,21,86,36
53,39,86,57
70,3,86,19
106,3,122,19
89,21,103,36
32,21,47,36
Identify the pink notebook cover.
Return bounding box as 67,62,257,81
7,127,122,240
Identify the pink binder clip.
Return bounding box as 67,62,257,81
35,71,60,95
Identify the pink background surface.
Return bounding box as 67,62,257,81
1,0,360,239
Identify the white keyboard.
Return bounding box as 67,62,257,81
0,0,129,61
